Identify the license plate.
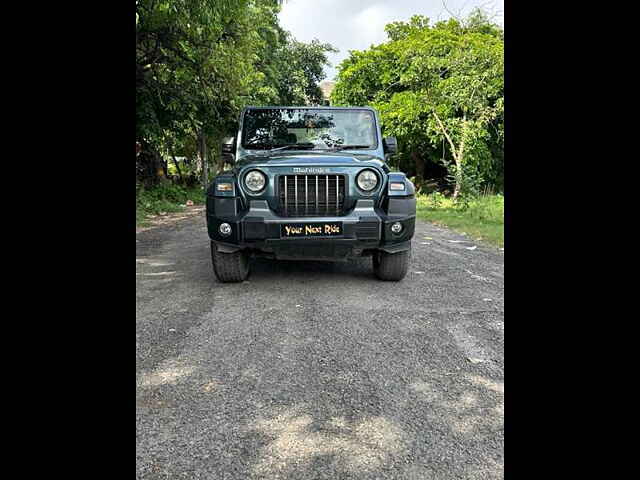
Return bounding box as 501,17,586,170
281,222,343,238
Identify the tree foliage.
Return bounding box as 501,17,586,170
332,10,504,196
136,0,336,186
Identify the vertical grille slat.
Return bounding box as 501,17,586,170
284,175,288,215
335,175,339,215
278,174,346,217
294,175,298,215
325,175,329,215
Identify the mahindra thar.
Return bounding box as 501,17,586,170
206,106,416,282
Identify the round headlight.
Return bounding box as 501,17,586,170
245,170,266,192
356,169,378,191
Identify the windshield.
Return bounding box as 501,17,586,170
241,108,378,150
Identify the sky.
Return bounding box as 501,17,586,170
279,0,504,81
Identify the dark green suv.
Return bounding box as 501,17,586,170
206,106,416,282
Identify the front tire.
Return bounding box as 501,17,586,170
373,247,410,281
211,242,250,283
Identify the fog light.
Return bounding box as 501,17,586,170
391,222,403,234
219,223,232,236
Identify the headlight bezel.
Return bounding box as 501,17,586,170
244,169,267,194
356,169,379,193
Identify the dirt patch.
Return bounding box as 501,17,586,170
136,205,205,234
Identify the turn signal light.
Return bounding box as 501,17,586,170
216,183,233,192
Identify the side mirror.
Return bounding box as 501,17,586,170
221,136,235,164
222,136,235,154
383,136,398,155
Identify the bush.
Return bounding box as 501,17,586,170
136,181,205,224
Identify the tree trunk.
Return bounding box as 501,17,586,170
432,110,459,198
412,151,424,185
452,115,467,200
218,137,226,173
199,131,208,189
154,150,165,181
452,160,462,199
172,154,183,183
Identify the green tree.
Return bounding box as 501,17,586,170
136,0,255,184
332,11,503,197
136,0,335,187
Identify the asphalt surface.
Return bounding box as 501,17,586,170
136,207,504,479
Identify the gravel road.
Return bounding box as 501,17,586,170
136,207,504,479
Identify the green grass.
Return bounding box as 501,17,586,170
416,193,504,247
136,183,205,226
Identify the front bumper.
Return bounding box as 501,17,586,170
207,198,415,260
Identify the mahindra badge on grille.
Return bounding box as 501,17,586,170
292,167,330,174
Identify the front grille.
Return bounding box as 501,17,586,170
277,175,346,217
275,243,352,259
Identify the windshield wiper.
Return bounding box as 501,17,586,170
329,144,371,151
266,142,316,153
